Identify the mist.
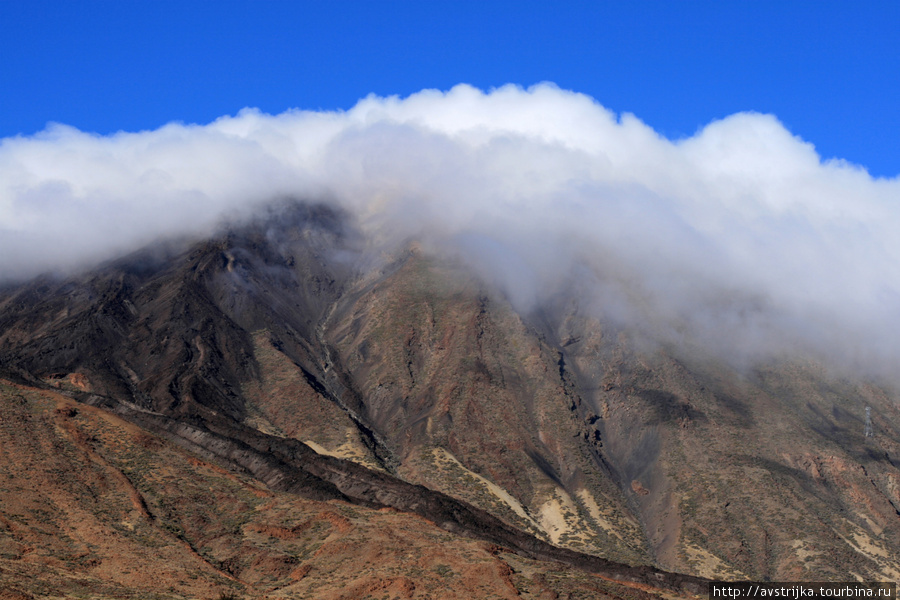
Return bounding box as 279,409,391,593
2,83,900,378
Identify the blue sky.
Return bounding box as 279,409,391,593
1,1,898,177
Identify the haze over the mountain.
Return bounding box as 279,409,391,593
2,199,900,596
3,84,900,384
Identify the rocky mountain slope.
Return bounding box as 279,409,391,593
1,201,899,596
0,378,700,599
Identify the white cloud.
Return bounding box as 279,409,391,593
2,83,899,378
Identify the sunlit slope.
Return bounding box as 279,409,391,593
0,380,699,600
322,247,649,564
319,244,900,579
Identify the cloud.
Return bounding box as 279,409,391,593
2,83,899,378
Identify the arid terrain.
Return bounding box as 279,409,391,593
0,378,703,599
1,202,899,598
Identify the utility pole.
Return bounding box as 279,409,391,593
864,406,873,438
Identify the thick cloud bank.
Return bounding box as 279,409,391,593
2,84,900,377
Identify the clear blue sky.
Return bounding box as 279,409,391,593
2,1,898,177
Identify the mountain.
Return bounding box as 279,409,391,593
1,201,899,598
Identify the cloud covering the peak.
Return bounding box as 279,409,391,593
2,83,900,376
